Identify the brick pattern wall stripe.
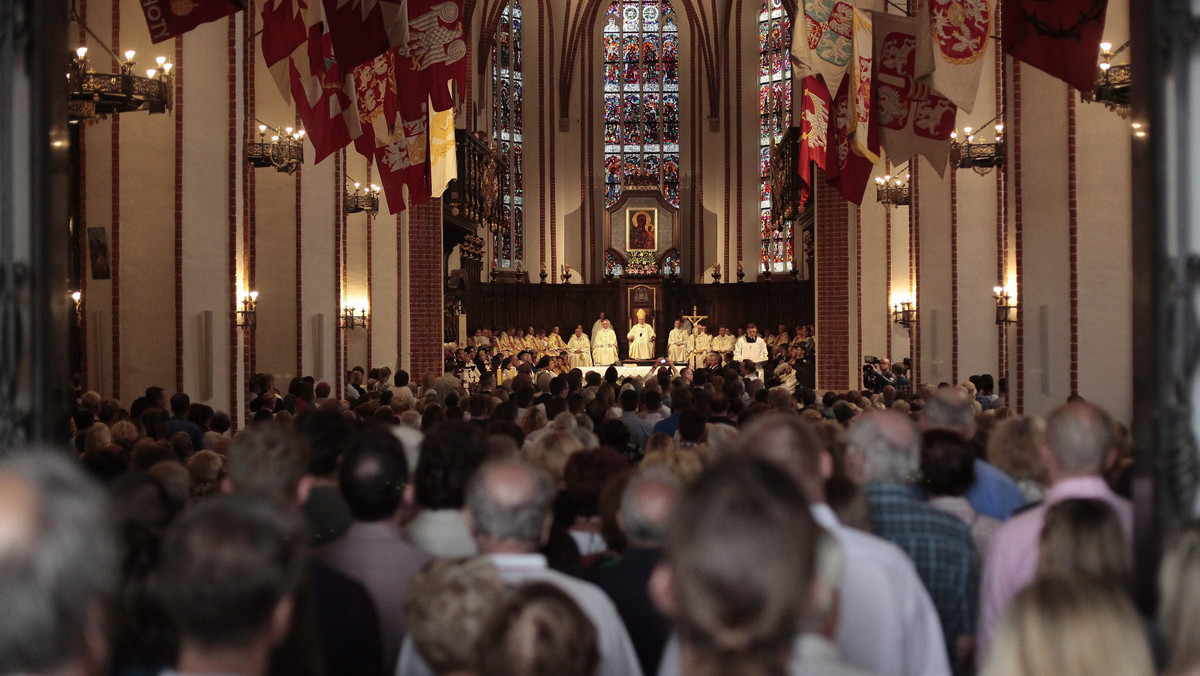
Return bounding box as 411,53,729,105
856,204,862,388
396,210,402,379
996,17,1007,383
295,113,304,376
228,14,239,429
246,0,257,377
885,206,892,361
111,0,121,401
334,151,344,394
1013,60,1023,413
815,175,849,389
537,0,546,272
546,0,557,280
690,22,699,277
950,162,958,385
722,2,732,277
1067,89,1078,396
911,161,919,386
410,200,444,375
734,0,744,269
78,0,88,391
175,36,185,393
366,165,374,368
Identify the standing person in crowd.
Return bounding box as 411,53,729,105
402,559,509,676
651,456,818,676
667,320,690,364
921,429,1003,561
733,323,769,373
628,310,656,361
478,583,600,676
1158,520,1200,675
986,416,1049,504
977,401,1133,659
848,411,979,674
568,325,594,368
593,319,619,367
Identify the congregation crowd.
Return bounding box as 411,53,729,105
3,342,1196,676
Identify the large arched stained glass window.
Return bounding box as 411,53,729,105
603,0,680,207
493,0,524,269
759,0,791,272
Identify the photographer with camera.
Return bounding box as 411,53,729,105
862,356,897,394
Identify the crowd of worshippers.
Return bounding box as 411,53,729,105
9,367,1186,676
449,317,820,390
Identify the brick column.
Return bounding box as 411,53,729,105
409,199,445,376
816,176,849,391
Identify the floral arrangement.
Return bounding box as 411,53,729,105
625,250,659,277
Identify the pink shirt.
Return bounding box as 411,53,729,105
976,476,1132,662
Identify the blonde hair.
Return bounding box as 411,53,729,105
1036,499,1129,588
987,416,1048,486
405,558,508,675
83,423,113,455
110,420,140,450
640,445,705,485
982,577,1152,676
527,430,584,481
1159,521,1200,675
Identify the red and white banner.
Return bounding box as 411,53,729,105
826,74,879,205
790,0,856,97
353,50,431,213
261,0,323,97
1002,0,1109,91
140,0,244,44
798,75,831,205
290,25,362,164
913,0,991,113
875,11,957,176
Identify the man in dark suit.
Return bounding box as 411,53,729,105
589,469,681,676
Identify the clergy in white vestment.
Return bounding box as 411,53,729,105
566,325,593,368
689,324,712,370
592,319,619,366
590,311,610,347
667,320,690,363
627,310,656,360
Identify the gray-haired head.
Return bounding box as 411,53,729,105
0,451,118,675
466,459,556,548
847,410,921,484
922,388,975,437
620,469,682,546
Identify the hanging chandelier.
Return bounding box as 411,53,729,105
247,123,305,174
1081,41,1131,118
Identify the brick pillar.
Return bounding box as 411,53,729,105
816,176,850,391
409,199,445,377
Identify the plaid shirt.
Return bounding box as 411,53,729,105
866,483,980,673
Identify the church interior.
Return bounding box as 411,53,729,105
9,0,1136,430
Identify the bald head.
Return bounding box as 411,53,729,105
734,413,827,501
1044,401,1115,478
620,470,682,546
922,388,975,437
847,410,921,484
467,459,556,549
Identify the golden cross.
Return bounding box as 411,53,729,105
683,304,708,327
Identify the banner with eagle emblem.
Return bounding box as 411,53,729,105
913,0,991,113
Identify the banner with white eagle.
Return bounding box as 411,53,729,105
913,0,992,114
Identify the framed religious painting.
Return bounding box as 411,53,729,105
626,208,658,251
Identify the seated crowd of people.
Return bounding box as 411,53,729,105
0,358,1187,676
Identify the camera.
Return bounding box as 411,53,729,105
864,356,880,365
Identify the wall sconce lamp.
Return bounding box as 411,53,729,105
875,172,910,207
345,180,381,214
340,305,368,330
71,290,82,325
247,122,305,174
950,120,1005,174
236,291,258,328
993,286,1017,324
892,299,915,329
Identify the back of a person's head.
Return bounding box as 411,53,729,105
405,558,508,675
1159,521,1200,674
677,409,707,443
847,410,920,485
663,455,816,676
416,422,488,510
920,428,977,497
1044,401,1114,477
1036,498,1129,588
620,388,639,412
562,447,630,518
294,409,356,478
982,576,1152,676
620,469,681,546
478,582,599,676
922,388,975,435
527,430,584,481
0,452,118,676
158,494,305,650
466,459,555,546
339,428,409,521
226,425,311,505
734,413,823,495
187,450,225,500
170,392,190,416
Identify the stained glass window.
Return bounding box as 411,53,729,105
493,0,524,269
603,0,680,207
759,0,792,272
